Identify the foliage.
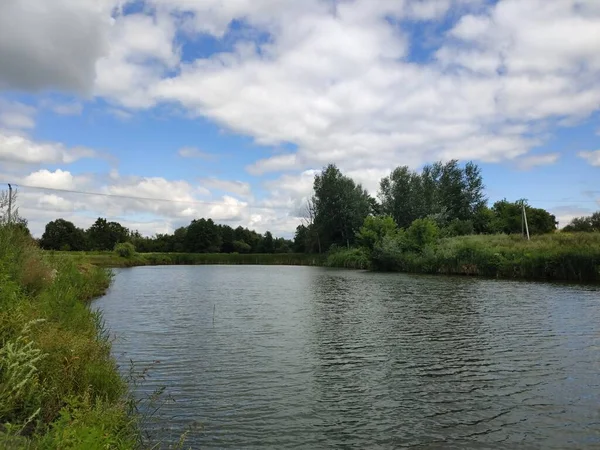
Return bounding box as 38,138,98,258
357,215,398,251
490,200,557,235
378,160,486,228
40,219,87,251
563,211,600,232
0,223,138,447
114,242,136,258
313,164,374,250
326,247,371,270
406,218,439,251
87,218,129,251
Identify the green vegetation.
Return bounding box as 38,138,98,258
299,161,599,282
0,224,138,448
39,217,294,255
53,251,326,268
563,211,600,233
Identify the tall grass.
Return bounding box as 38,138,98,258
0,225,137,448
387,233,600,282
52,251,326,268
330,232,600,282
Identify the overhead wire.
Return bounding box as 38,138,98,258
4,183,299,212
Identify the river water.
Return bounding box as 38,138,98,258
94,266,600,449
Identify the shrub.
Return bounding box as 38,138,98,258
326,247,371,269
406,218,439,251
114,242,136,258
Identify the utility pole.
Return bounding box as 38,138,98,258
7,184,12,224
522,201,530,241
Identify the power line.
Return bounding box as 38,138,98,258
3,182,599,208
5,183,300,212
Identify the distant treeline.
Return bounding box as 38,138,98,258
39,217,294,254
37,159,597,257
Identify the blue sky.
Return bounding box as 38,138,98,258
0,0,599,237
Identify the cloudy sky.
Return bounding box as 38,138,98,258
1,0,599,237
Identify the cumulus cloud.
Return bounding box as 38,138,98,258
578,150,600,167
178,146,218,160
200,177,252,198
0,132,96,165
0,0,114,93
514,153,560,171
49,102,83,116
0,99,36,130
22,169,88,190
4,0,600,236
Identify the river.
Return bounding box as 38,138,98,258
94,265,600,449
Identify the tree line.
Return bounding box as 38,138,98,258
39,217,293,254
293,160,565,253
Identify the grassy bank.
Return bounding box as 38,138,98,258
0,225,137,449
328,232,600,282
52,251,326,268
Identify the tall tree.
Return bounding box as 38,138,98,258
40,219,87,251
185,218,222,253
313,164,372,249
87,218,129,250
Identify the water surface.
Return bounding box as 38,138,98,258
94,266,600,449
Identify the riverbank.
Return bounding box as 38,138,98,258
50,251,326,268
327,232,600,283
0,226,138,448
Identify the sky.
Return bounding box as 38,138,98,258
0,0,599,238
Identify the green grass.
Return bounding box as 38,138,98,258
0,226,139,448
50,251,326,268
331,232,600,282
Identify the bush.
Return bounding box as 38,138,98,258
326,247,371,269
406,218,439,251
114,242,136,258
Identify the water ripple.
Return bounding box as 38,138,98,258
94,266,600,449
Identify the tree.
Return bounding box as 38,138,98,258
357,215,398,251
87,218,130,251
313,164,373,250
185,218,222,253
262,231,274,253
219,225,235,253
379,160,486,229
0,188,29,233
40,219,87,251
491,200,556,235
563,211,600,232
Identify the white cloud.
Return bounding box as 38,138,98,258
23,169,86,190
50,102,83,116
0,0,115,93
246,154,298,175
578,150,600,167
200,178,252,198
0,132,96,165
178,146,218,160
94,12,179,108
550,205,595,229
0,99,36,130
514,153,560,170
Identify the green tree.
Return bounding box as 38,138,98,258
406,218,439,251
313,164,373,249
185,218,222,253
491,200,557,235
40,219,87,251
563,212,600,232
357,215,398,251
219,225,235,253
262,231,275,253
87,218,129,251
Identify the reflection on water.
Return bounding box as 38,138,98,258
94,266,600,449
